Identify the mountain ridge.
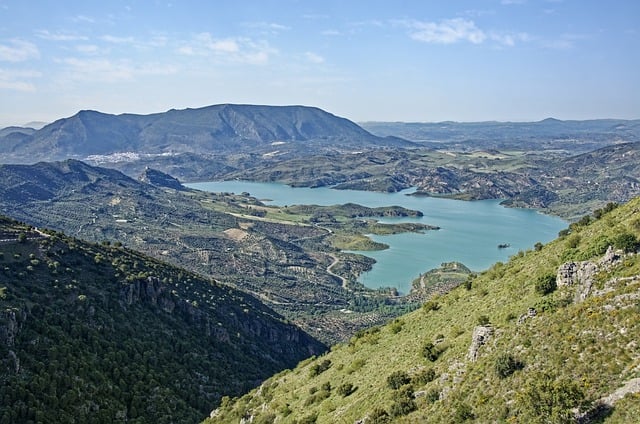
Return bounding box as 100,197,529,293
0,104,415,164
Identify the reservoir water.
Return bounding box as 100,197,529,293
187,181,567,294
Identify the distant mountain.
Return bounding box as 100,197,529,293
361,118,640,153
0,216,325,422
0,104,415,164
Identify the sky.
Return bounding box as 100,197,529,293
0,0,638,127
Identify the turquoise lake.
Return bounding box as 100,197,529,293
187,181,567,294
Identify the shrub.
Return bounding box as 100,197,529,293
309,359,331,378
337,383,356,397
423,299,440,312
412,368,436,386
613,233,639,253
422,342,441,362
368,408,391,424
425,388,440,403
454,402,475,421
534,242,544,251
387,370,410,389
516,372,587,423
535,273,557,295
477,315,491,326
389,386,417,417
494,354,524,379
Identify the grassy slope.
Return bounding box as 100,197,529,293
207,198,640,423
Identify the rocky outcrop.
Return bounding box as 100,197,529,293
138,167,185,191
556,246,623,302
0,308,26,347
468,325,493,362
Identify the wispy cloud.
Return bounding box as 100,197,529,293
501,0,526,4
400,18,531,47
407,18,486,44
541,33,588,49
178,33,276,64
305,52,325,64
71,15,95,24
100,35,136,44
0,68,41,92
0,39,40,62
57,57,178,83
36,30,88,42
243,22,290,34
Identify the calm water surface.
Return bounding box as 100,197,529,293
187,181,567,294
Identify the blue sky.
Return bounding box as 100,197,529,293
0,0,638,127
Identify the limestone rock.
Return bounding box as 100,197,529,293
556,246,624,303
468,325,493,362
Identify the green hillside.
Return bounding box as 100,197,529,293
0,217,325,423
206,199,640,423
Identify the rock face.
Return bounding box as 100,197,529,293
468,325,494,362
556,246,622,302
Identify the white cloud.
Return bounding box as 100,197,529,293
0,39,40,62
0,68,41,92
178,33,276,64
409,18,486,44
57,57,178,83
501,0,526,4
321,29,341,36
36,30,88,42
243,22,290,33
305,52,325,64
75,44,100,54
100,35,136,44
489,31,532,46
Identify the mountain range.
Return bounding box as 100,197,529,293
0,104,413,164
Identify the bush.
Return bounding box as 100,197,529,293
494,354,524,379
389,386,417,417
368,408,391,424
387,370,410,389
535,273,557,295
454,402,475,421
337,383,356,397
613,233,639,253
477,315,491,326
412,368,436,385
422,342,441,362
309,359,331,378
516,372,587,423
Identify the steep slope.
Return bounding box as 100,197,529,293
207,199,640,423
0,104,414,163
0,216,325,423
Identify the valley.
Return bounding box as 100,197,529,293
1,104,640,423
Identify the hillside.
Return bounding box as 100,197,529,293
0,104,414,164
207,198,640,423
0,216,325,423
0,160,429,343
